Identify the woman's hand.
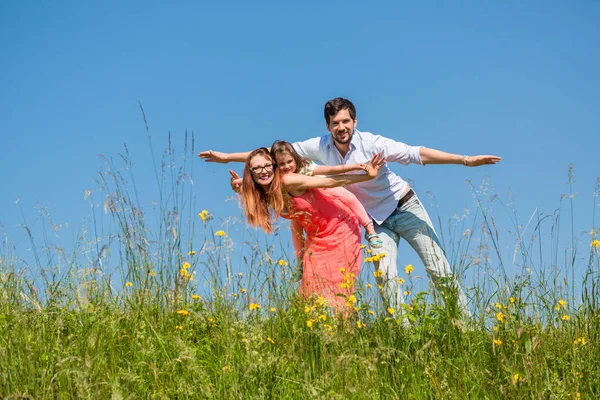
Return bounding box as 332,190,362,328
363,152,385,178
229,170,242,193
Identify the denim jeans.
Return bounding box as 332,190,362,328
370,192,470,316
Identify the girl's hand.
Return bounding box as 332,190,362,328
364,152,385,178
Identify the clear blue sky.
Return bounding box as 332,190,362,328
1,1,598,291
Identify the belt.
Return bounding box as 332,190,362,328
397,189,415,209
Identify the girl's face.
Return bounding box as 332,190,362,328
249,154,275,188
275,152,297,175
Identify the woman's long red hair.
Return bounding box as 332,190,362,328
240,148,286,233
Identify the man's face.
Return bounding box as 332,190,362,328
326,108,357,145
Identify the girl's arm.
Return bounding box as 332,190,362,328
312,163,366,176
283,153,385,196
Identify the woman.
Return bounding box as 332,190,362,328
240,147,385,310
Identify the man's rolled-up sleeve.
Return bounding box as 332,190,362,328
371,133,423,165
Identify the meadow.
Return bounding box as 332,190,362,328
1,133,598,399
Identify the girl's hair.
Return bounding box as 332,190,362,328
240,148,285,233
270,140,312,172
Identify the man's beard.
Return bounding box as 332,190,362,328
332,130,353,145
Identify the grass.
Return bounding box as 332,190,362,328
1,130,599,399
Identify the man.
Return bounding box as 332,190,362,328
199,98,501,316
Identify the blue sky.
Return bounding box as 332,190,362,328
1,1,598,292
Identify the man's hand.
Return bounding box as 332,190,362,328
229,170,242,193
198,150,231,163
464,155,502,167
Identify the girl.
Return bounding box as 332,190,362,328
270,140,382,249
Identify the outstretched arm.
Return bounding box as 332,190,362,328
419,147,501,166
312,163,365,176
198,150,252,163
283,153,385,196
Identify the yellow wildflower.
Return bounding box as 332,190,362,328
183,262,191,269
180,268,191,278
405,264,414,274
493,338,503,345
270,307,276,312
387,307,395,315
240,288,246,294
509,297,515,303
318,314,327,321
513,373,523,384
223,365,232,372
306,319,314,329
364,257,374,263
125,281,133,287
494,302,503,309
558,299,566,307
367,249,372,253
176,309,191,316
207,317,215,323
403,290,410,296
368,310,375,315
496,312,505,322
175,325,183,330
373,269,384,278
188,250,196,256
562,315,570,321
345,295,357,308
378,285,383,289
199,210,211,222
249,303,261,311
396,278,405,284
591,239,600,248
339,267,346,274
192,294,201,300
360,244,366,249
365,283,372,289
304,306,311,313
574,337,586,345
266,336,275,344
493,326,499,331
356,320,364,329
371,253,387,262
215,230,226,237
277,259,288,266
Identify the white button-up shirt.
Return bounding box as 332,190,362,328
293,129,423,224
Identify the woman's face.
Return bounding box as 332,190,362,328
275,152,297,175
249,154,275,187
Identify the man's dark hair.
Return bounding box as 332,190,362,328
324,97,356,125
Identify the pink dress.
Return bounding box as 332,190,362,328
284,187,362,310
